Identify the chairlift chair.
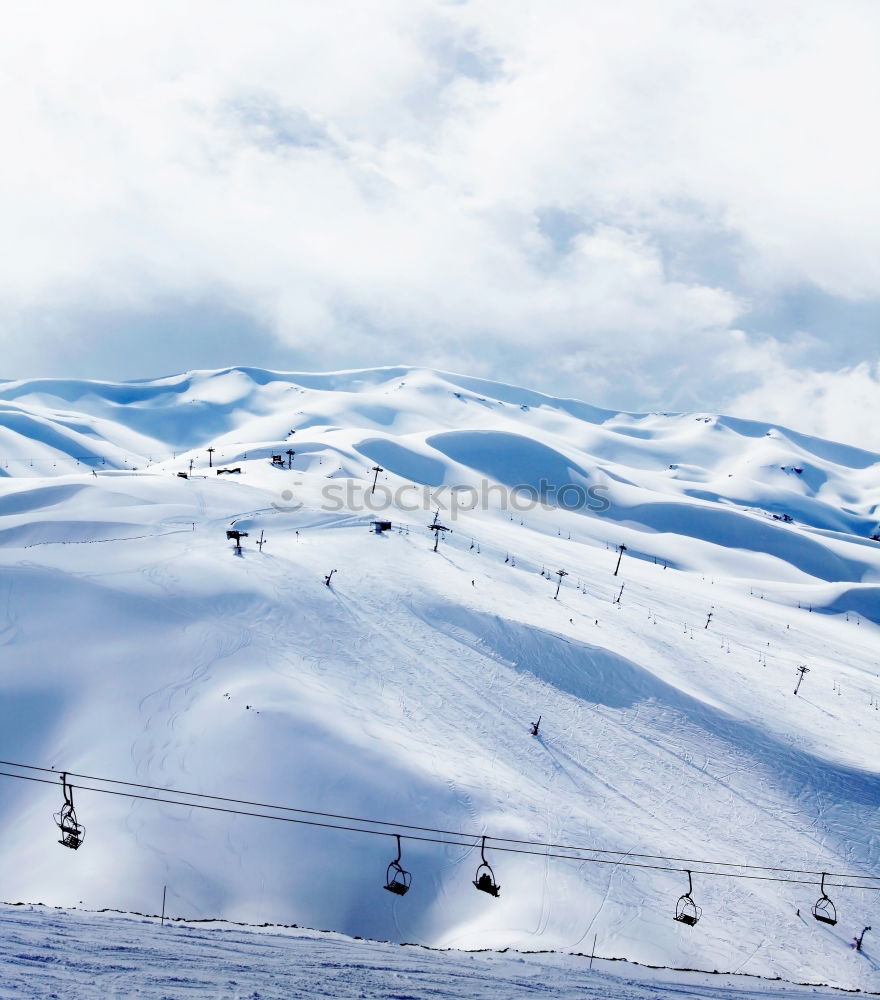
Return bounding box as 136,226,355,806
674,871,701,926
54,773,85,850
473,836,501,898
383,835,412,896
812,873,838,926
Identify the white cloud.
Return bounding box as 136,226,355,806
0,0,877,446
723,354,880,451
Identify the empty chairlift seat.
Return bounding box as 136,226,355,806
674,871,701,927
812,874,838,926
383,836,412,896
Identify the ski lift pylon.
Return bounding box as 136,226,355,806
54,772,85,850
473,836,500,897
812,872,838,926
674,870,701,926
383,834,412,896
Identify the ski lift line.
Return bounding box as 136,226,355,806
283,494,856,636
3,769,878,891
413,520,855,673
1,770,878,892
301,506,868,668
2,762,877,881
2,762,878,884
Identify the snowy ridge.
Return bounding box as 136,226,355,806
0,367,877,993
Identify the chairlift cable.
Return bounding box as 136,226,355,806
1,759,876,882
0,768,876,891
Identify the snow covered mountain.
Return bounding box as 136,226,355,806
0,366,877,992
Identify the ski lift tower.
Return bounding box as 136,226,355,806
371,465,384,495
428,511,450,552
554,569,569,599
226,529,248,554
794,664,810,695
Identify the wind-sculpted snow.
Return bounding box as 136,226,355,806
0,366,877,994
600,500,868,583
355,438,448,487
0,484,88,516
824,586,880,620
426,430,589,493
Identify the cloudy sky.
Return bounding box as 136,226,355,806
1,1,878,446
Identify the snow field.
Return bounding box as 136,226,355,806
0,367,876,992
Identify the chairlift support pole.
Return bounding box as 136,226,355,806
371,465,384,495
428,511,450,552
554,569,568,599
614,543,627,576
286,449,295,469
794,664,810,695
207,447,215,468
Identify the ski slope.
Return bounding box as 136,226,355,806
0,902,869,1000
0,367,877,993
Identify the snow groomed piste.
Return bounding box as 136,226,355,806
0,367,877,993
2,902,871,1000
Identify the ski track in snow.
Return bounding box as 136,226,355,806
0,904,870,1000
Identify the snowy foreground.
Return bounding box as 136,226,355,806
0,367,877,994
0,902,873,1000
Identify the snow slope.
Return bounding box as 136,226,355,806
0,902,871,1000
0,367,877,992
